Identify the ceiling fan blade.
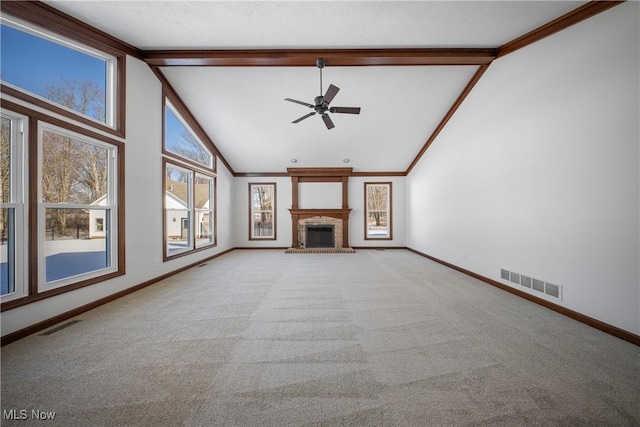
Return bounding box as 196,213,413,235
322,84,340,105
285,98,314,108
292,112,316,123
321,114,335,130
329,106,361,114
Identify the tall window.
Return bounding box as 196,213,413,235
0,111,27,302
365,182,392,240
250,183,276,240
163,94,216,259
39,124,119,288
0,16,119,131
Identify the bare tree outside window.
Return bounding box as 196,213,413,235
250,183,276,239
365,183,392,239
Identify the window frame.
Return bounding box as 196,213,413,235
162,92,216,173
0,12,126,138
0,111,28,303
163,159,217,261
364,182,393,240
0,100,125,312
37,122,119,291
195,172,216,249
249,182,277,241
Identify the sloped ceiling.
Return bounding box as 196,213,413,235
42,0,605,174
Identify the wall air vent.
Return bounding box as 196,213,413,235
532,278,545,293
501,269,562,300
545,282,561,299
510,272,520,285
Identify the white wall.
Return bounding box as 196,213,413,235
298,182,342,209
407,3,639,335
1,56,236,337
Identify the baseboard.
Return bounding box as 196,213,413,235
406,247,640,347
1,247,235,346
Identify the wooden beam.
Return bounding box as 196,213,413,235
406,64,491,174
143,48,497,67
497,1,625,58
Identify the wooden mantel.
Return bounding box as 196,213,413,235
288,168,353,248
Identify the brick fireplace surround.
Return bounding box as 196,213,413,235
290,210,350,249
287,168,353,251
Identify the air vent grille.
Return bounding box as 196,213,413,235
532,278,545,293
501,269,562,300
545,283,560,298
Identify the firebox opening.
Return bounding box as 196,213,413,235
306,225,335,248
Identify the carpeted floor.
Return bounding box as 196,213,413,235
1,249,638,426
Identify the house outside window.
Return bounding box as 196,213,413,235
163,93,217,259
365,182,392,240
39,124,119,289
249,183,276,240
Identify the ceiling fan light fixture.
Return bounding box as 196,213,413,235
284,58,361,130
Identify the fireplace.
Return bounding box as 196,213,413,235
306,225,334,248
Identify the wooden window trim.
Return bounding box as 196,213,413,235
249,182,277,241
0,5,128,138
163,158,217,262
162,90,217,173
0,99,126,312
364,182,393,241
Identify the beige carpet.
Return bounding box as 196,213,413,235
1,249,638,426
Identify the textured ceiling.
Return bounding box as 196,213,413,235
44,1,588,173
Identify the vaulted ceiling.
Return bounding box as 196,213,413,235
43,0,618,174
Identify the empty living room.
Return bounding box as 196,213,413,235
1,1,638,426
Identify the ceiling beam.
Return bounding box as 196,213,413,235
142,48,497,67
497,0,625,58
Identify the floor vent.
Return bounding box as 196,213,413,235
501,269,562,300
39,320,82,336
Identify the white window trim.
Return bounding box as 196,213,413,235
165,162,194,257
0,15,117,129
0,111,28,303
195,173,215,249
37,122,118,291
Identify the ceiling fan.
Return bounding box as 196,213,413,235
285,58,361,130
